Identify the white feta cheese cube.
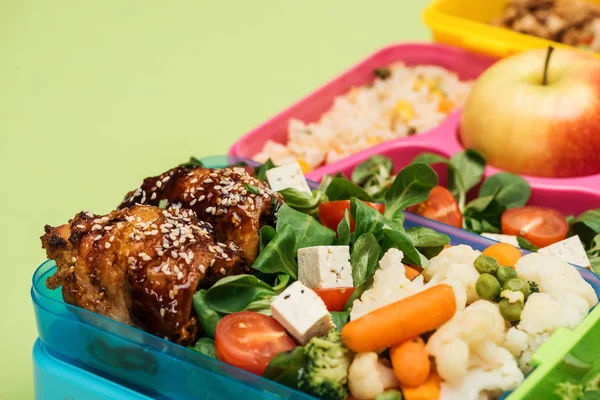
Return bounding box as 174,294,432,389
298,246,353,289
265,162,311,194
538,236,591,269
481,233,520,247
270,281,333,344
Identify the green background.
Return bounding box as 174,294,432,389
1,1,429,397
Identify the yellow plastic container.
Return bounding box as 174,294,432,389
423,0,600,59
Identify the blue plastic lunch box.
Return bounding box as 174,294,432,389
31,155,600,400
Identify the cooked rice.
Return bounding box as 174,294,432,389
253,62,473,170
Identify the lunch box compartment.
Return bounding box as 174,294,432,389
309,112,600,216
228,42,496,175
423,0,600,60
32,155,600,400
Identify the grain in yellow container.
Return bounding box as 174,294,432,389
423,0,600,59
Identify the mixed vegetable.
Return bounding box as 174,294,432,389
180,158,598,400
348,152,600,273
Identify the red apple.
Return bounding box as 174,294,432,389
460,48,600,178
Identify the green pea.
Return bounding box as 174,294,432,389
476,273,502,301
496,266,517,285
499,298,523,322
503,278,530,300
474,254,499,275
374,389,403,400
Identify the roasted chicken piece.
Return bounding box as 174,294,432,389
42,205,242,345
119,165,282,265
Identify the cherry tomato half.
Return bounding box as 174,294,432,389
215,312,296,375
501,206,568,248
406,186,462,228
318,200,385,232
313,287,355,312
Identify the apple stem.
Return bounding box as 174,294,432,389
542,46,554,86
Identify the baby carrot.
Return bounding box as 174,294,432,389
341,285,456,353
390,337,430,387
401,370,441,400
483,242,522,268
404,265,421,281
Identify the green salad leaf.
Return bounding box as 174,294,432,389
325,178,374,202
337,209,351,246
352,155,393,185
382,228,428,267
331,311,350,331
351,156,394,202
350,233,382,287
192,290,222,339
517,236,539,252
479,172,531,209
255,158,276,181
272,273,291,293
204,275,276,314
276,204,336,252
243,298,273,315
190,338,217,359
180,156,205,168
279,188,328,218
571,209,600,248
406,226,451,248
384,163,438,222
264,347,307,389
448,149,486,205
259,225,276,251
252,224,299,279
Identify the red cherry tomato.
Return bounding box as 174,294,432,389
313,287,355,312
318,200,385,231
406,186,463,228
501,206,568,248
215,312,296,375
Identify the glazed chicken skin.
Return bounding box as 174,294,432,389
42,205,242,345
119,165,282,265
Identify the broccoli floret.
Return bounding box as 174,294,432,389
528,281,540,294
298,329,352,400
555,381,584,400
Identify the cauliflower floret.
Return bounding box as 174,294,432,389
423,245,481,304
427,300,523,399
503,254,599,372
516,253,598,309
350,248,425,320
348,352,399,400
440,359,524,400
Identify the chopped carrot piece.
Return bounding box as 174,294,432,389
483,242,522,268
402,371,441,400
437,98,455,114
404,265,421,281
391,337,430,387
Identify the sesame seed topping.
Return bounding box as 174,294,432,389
76,224,85,229
189,199,197,206
85,212,94,218
205,207,214,213
198,195,206,202
92,224,102,231
71,257,77,262
171,251,178,259
190,178,198,184
105,242,111,249
156,181,163,188
220,268,226,275
198,264,206,273
203,179,213,184
139,252,152,261
160,308,166,317
151,192,157,200
94,235,102,241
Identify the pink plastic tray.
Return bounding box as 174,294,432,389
228,42,496,170
229,42,600,215
310,112,600,215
